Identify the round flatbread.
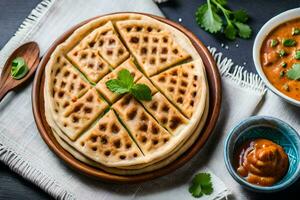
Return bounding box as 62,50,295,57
44,13,209,172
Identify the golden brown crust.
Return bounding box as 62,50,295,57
152,60,205,118
141,92,188,135
113,95,171,156
57,88,108,140
116,20,190,76
75,110,143,165
67,49,110,83
68,21,129,68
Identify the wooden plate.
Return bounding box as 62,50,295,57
32,13,222,183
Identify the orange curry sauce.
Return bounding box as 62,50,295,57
261,18,300,101
235,139,289,186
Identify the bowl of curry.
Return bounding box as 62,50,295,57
224,116,300,192
253,8,300,106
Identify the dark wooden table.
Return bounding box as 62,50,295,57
0,0,299,199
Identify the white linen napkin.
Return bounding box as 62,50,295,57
0,0,280,199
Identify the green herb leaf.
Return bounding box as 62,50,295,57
195,0,252,40
234,22,252,39
224,23,237,40
130,84,152,101
283,39,297,47
118,69,134,87
287,63,300,80
281,62,287,68
270,39,279,47
295,50,300,60
292,27,300,35
278,49,287,57
279,70,285,78
201,184,213,195
189,173,213,198
233,10,248,23
195,3,222,34
106,69,152,101
10,57,29,80
105,79,130,94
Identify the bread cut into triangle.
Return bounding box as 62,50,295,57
69,21,129,68
136,76,158,95
95,58,142,103
113,95,171,155
56,88,108,140
48,56,91,116
116,20,190,76
141,92,188,135
74,110,143,165
152,60,206,118
67,49,110,83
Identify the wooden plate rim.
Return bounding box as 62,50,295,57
32,12,222,183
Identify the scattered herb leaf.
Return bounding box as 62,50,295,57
278,49,287,57
295,50,300,60
11,57,29,80
189,173,213,198
195,0,252,40
106,69,152,101
283,39,297,47
279,70,285,78
270,39,279,47
281,62,287,68
292,27,300,35
287,63,300,80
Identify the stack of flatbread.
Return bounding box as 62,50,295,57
44,13,209,175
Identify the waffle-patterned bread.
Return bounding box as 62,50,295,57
142,92,188,134
113,95,171,155
152,60,205,118
44,13,209,174
116,20,190,76
67,49,110,83
57,88,108,140
68,21,129,68
75,110,143,166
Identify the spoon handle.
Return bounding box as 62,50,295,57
0,85,10,102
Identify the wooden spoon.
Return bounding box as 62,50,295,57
0,42,40,102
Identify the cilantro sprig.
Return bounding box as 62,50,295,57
287,63,300,80
195,0,252,40
106,69,152,101
189,173,213,198
11,57,29,80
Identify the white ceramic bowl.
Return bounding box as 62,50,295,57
253,8,300,107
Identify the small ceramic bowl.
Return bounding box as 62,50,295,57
224,116,300,192
253,8,300,107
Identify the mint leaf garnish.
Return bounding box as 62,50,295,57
106,69,152,101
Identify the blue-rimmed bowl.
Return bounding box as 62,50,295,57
224,116,300,193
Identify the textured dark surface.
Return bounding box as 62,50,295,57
0,0,300,199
